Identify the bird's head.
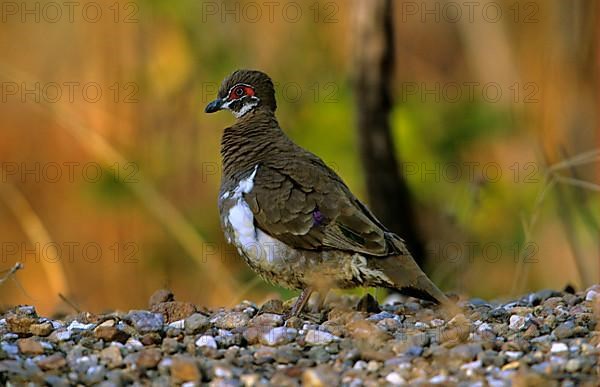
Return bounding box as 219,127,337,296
205,69,276,118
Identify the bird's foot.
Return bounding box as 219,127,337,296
283,287,313,320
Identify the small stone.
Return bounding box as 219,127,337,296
502,361,520,371
136,348,162,369
254,346,276,364
151,301,197,323
140,332,162,346
250,313,284,327
429,374,448,384
386,371,406,385
168,319,185,330
6,313,36,334
94,325,130,344
509,315,526,330
211,311,250,329
461,360,482,370
240,374,262,386
53,330,71,341
553,321,575,339
67,321,95,331
550,342,568,353
149,288,174,307
565,358,582,372
29,322,53,336
17,338,44,355
127,310,164,333
184,313,210,334
260,299,285,314
170,355,201,383
195,335,217,349
302,365,339,386
366,360,380,372
274,346,302,364
305,330,337,346
356,294,381,313
100,346,122,368
37,353,67,370
346,320,389,344
449,343,482,361
505,351,523,360
162,337,180,354
259,327,295,346
585,290,598,301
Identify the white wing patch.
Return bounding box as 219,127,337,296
227,165,281,264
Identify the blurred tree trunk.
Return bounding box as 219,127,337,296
352,0,426,266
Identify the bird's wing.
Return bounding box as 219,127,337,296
244,157,396,256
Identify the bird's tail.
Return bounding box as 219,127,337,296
374,253,450,305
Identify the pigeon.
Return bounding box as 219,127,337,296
206,69,450,316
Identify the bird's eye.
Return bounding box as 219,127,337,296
228,84,255,100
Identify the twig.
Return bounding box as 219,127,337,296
0,263,24,286
59,293,81,314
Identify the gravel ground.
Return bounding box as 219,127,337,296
0,286,598,386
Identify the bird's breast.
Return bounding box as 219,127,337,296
219,165,287,268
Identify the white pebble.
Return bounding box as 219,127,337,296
550,342,568,353
304,330,338,346
168,319,185,329
460,360,482,370
429,374,448,384
67,321,95,331
585,290,598,301
508,315,526,330
55,330,71,341
125,338,144,350
353,360,367,370
505,351,523,360
385,372,406,385
196,335,217,349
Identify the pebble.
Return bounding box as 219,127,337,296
259,327,296,346
211,311,250,329
585,290,598,301
29,322,53,336
184,313,210,334
37,353,67,370
508,315,526,330
195,335,217,349
68,321,95,331
385,372,406,385
550,343,568,353
136,348,162,369
99,346,122,368
127,311,164,333
304,330,338,346
170,355,201,383
302,365,339,386
94,326,130,343
17,338,44,355
0,288,596,385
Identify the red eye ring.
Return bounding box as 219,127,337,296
229,84,255,100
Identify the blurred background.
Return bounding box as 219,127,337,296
0,0,598,315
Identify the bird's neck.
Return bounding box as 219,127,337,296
220,108,288,179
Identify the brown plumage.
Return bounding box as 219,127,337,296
206,69,450,316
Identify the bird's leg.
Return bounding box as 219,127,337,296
287,287,313,318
